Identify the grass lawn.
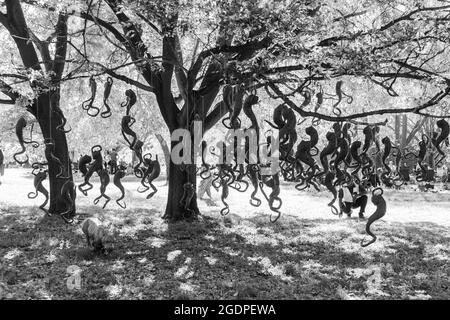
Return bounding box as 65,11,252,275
0,168,449,299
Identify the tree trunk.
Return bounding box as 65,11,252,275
401,114,407,149
155,133,171,185
162,139,199,222
2,1,73,218
34,91,75,218
395,115,400,145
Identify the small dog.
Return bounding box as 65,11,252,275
81,218,114,255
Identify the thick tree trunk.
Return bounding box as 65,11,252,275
162,139,200,222
401,115,407,149
34,91,75,218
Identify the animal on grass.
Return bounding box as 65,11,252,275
81,218,114,255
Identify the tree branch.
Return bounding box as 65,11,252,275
52,12,68,82
4,0,41,71
190,21,233,121
173,33,188,101
92,61,154,92
0,98,15,104
318,5,450,48
0,11,9,29
160,15,184,128
70,10,127,46
264,76,450,122
0,79,19,101
27,28,52,72
379,5,450,32
102,0,176,129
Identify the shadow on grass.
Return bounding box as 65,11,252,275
0,204,449,300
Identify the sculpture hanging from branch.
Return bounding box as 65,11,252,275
28,163,49,216
101,77,113,118
13,117,39,165
361,188,386,247
81,76,100,117
113,164,127,209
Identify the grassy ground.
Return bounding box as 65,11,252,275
0,168,449,300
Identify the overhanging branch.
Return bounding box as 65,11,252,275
264,77,450,122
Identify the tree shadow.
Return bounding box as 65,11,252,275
0,204,449,299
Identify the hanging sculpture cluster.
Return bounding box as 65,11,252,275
197,83,450,246
197,85,284,223
13,78,161,223
77,83,161,210
12,76,450,246
16,104,76,223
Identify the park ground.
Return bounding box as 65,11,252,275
0,168,449,300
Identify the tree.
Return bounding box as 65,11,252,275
22,0,450,221
0,0,75,219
